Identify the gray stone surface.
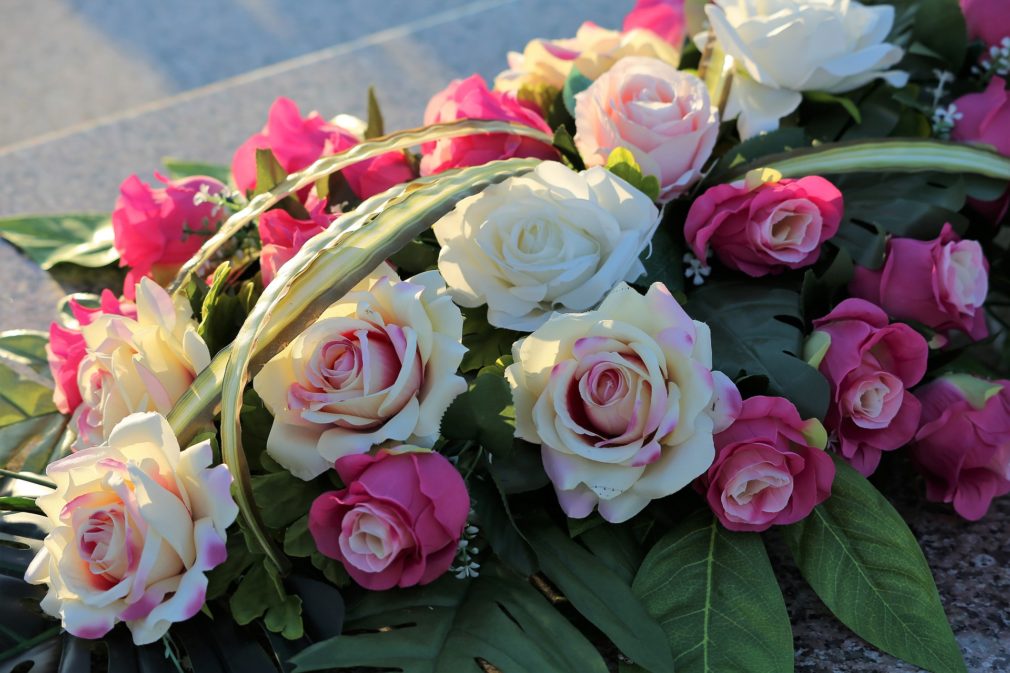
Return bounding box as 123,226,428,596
0,1,1008,670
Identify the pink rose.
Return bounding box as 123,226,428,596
850,223,989,341
951,77,1010,223
960,0,1010,48
685,175,843,276
112,173,227,283
623,0,686,46
574,57,718,201
309,448,469,590
911,375,1010,520
231,97,415,199
46,289,137,415
697,396,834,532
419,75,557,176
258,199,337,286
811,299,928,476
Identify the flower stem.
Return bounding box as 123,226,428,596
0,468,55,489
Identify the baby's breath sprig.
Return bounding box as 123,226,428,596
970,37,1010,84
683,251,712,286
451,508,481,580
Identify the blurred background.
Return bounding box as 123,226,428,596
0,0,627,329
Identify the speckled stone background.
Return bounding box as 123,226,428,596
1,1,1008,670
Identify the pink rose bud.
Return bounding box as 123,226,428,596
911,374,1010,520
46,289,137,415
849,224,989,341
959,0,1010,48
309,448,470,590
574,57,718,201
231,97,415,200
685,175,843,276
951,77,1010,223
623,0,686,47
697,396,835,532
810,299,928,476
258,198,337,286
419,75,557,176
112,173,228,283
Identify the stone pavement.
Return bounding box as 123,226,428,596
0,1,1007,670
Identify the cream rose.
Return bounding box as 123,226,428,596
505,282,741,523
574,57,719,201
253,264,467,481
494,21,681,93
73,278,211,450
704,0,908,138
25,412,238,645
433,161,660,331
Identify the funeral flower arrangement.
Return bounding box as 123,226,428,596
1,0,1009,671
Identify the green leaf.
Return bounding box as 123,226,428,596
805,91,862,124
254,149,310,218
0,331,50,375
606,147,661,201
290,563,609,673
198,263,256,356
0,496,42,515
912,0,967,70
562,66,594,116
553,125,586,170
283,515,316,558
485,439,550,494
459,305,522,373
527,523,675,673
230,561,304,640
251,470,325,530
782,457,967,673
732,139,1010,182
161,157,232,185
470,475,536,576
705,128,809,185
441,361,516,457
687,282,830,420
0,362,57,428
633,510,794,673
0,414,71,474
388,238,440,276
365,86,385,139
0,214,117,270
638,207,686,294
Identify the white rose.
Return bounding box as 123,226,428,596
574,57,719,201
25,412,238,645
73,278,211,450
704,0,908,138
495,21,681,93
433,161,660,331
253,264,467,480
505,282,741,523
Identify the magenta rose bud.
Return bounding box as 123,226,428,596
685,175,843,277
849,224,989,341
809,299,928,476
112,173,227,283
951,77,1010,223
623,0,686,46
911,375,1010,520
258,199,337,286
419,75,557,176
960,0,1010,48
231,97,415,200
46,290,137,415
697,396,835,532
309,448,470,590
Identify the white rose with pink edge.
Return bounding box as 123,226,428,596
253,263,467,481
25,412,238,645
505,282,742,523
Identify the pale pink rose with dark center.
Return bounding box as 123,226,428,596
25,412,237,644
697,396,835,532
309,447,469,590
810,299,928,476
